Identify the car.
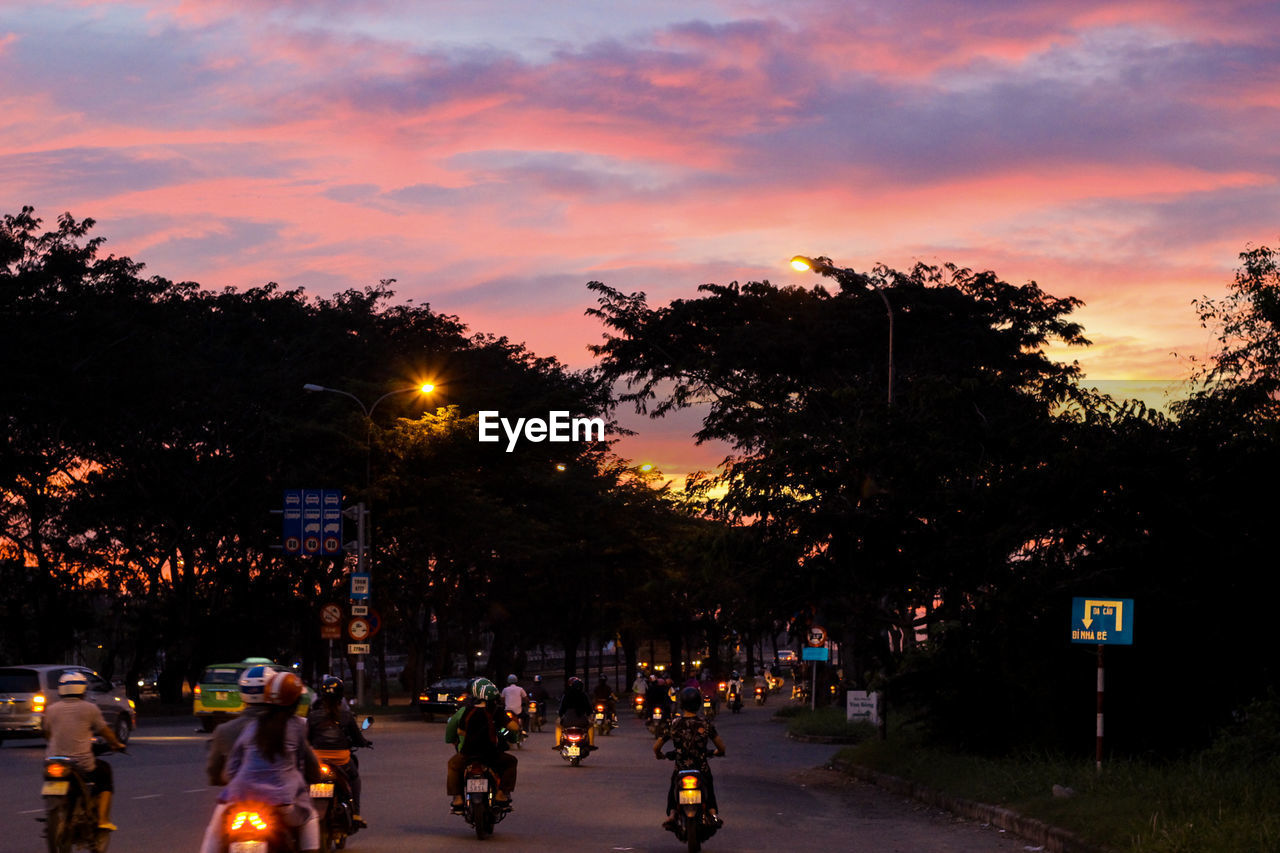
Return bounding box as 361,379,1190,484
0,664,137,745
418,676,471,719
775,649,799,664
193,657,316,731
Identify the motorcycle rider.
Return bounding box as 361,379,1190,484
727,670,746,709
42,670,126,831
527,674,550,727
644,674,669,719
219,671,321,853
307,675,373,828
499,674,529,731
555,676,596,750
631,671,648,697
653,686,726,830
446,678,519,813
591,674,617,722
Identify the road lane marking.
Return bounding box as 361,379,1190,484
133,794,163,800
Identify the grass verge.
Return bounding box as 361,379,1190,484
837,731,1280,852
781,706,880,741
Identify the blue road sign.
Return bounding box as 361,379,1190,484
285,489,342,556
1071,597,1134,645
801,646,829,662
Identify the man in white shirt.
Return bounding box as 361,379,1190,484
500,674,529,730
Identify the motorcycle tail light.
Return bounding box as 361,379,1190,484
529,701,538,712
680,775,700,790
718,682,727,692
595,704,605,712
45,761,71,779
566,732,582,742
319,763,332,777
230,810,269,832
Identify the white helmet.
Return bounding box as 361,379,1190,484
58,670,89,696
238,665,277,704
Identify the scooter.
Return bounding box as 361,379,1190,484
557,725,591,766
633,694,646,718
40,742,121,853
218,801,303,852
753,684,767,705
457,761,509,840
528,699,544,732
593,702,617,735
663,751,721,853
646,704,666,737
726,687,742,714
310,717,372,852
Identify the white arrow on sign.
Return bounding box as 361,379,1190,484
1081,599,1126,631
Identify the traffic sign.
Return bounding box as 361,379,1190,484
320,603,342,625
802,646,829,661
348,643,370,655
350,573,371,601
807,625,827,647
1071,597,1134,645
347,617,372,641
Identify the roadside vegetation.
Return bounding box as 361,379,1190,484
834,695,1280,852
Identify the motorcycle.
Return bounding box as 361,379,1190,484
457,760,509,840
528,700,544,732
633,694,646,718
663,751,721,853
593,702,616,736
310,717,372,852
219,801,303,852
701,697,718,721
753,684,767,705
557,725,591,766
646,704,666,737
40,742,120,853
726,688,742,715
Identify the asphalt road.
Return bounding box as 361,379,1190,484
0,703,1027,852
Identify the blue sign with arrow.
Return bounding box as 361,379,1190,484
1071,597,1134,645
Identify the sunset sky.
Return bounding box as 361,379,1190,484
4,1,1277,479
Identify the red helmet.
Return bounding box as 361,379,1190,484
265,671,304,706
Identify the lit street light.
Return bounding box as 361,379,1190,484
302,381,434,706
790,255,894,408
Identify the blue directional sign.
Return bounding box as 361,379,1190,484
284,489,342,556
1071,597,1134,645
801,646,829,662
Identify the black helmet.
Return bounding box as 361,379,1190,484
731,670,739,679
679,686,703,712
321,675,344,699
567,676,584,691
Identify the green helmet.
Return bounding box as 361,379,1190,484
470,677,499,702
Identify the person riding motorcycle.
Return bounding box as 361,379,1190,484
218,671,322,853
42,671,127,832
446,678,519,813
307,676,372,828
726,670,746,709
591,675,617,721
653,686,726,830
499,674,529,731
644,674,669,718
556,676,596,749
527,674,550,724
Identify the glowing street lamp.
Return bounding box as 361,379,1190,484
790,255,894,408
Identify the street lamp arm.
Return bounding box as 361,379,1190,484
302,383,371,417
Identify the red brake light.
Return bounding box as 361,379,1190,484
45,762,71,779
681,775,700,790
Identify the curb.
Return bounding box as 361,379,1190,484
829,758,1112,853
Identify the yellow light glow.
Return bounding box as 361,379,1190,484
420,383,435,394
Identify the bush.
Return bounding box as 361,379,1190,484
784,707,878,741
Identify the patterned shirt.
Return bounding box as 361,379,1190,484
664,713,718,772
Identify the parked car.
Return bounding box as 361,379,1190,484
193,657,315,731
0,664,137,745
418,677,471,719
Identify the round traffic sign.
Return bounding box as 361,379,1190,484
347,617,372,641
304,536,320,553
285,536,301,552
323,536,340,553
807,625,827,647
320,604,342,626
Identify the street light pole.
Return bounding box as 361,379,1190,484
303,382,434,708
790,255,894,408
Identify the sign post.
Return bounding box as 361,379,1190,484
804,626,828,711
1071,597,1134,771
